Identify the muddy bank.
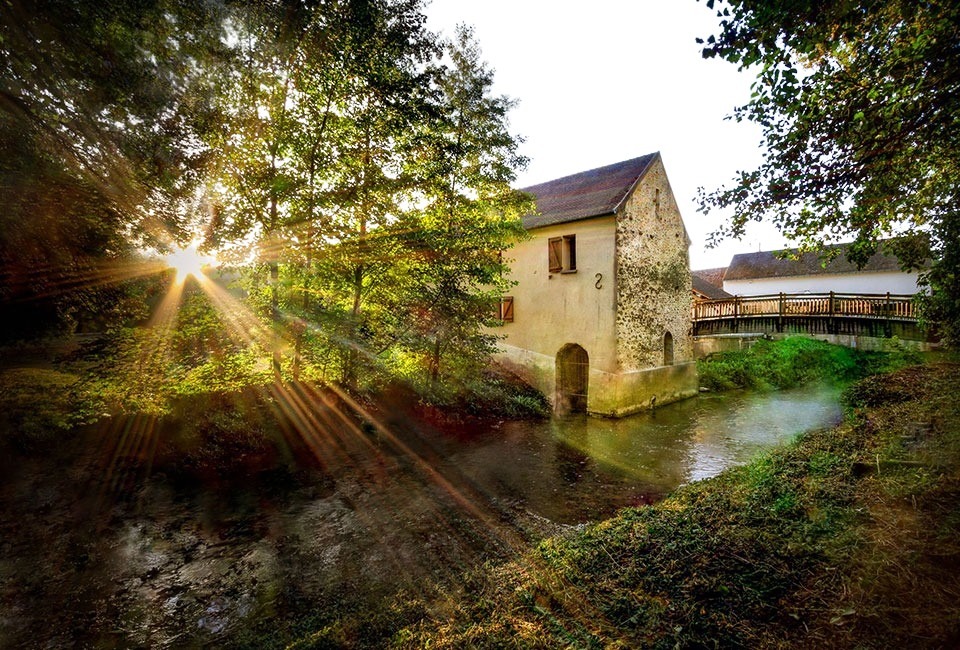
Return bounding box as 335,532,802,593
0,387,575,648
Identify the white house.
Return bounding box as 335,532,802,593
723,245,923,296
494,153,698,417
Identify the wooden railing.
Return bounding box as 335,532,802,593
693,292,918,323
691,292,934,340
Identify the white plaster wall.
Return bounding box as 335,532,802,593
496,215,618,374
724,271,922,297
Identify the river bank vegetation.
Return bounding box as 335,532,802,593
381,361,960,649
696,336,923,392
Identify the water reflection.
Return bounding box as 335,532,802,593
437,382,843,523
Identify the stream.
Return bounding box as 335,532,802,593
0,383,843,647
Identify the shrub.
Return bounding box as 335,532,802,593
698,336,920,392
0,368,102,449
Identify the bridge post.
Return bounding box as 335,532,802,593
829,291,835,334
733,296,740,333
885,292,892,337
778,292,784,333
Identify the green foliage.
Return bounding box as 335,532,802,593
174,350,273,396
0,0,226,339
200,6,530,397
697,336,920,392
164,390,280,477
4,1,539,413
696,0,960,342
407,364,551,419
0,368,102,449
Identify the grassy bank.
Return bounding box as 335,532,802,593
368,362,960,648
697,336,922,391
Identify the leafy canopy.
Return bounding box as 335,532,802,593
696,0,960,339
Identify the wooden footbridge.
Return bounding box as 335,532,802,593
692,292,935,342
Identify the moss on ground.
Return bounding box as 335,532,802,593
379,363,960,648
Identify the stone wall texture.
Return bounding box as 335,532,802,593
615,156,694,371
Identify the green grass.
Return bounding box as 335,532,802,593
697,336,922,392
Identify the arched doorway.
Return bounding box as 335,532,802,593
556,344,589,414
663,331,674,366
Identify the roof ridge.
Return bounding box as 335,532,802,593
521,153,659,230
521,153,659,192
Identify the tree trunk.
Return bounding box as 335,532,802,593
269,193,282,378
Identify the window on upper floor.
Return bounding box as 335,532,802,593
548,235,576,273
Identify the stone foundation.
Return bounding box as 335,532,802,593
495,344,699,417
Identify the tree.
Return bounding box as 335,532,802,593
696,0,960,341
395,26,531,387
0,0,226,338
205,0,438,382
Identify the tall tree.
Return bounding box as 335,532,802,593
206,0,437,381
204,0,311,373
396,26,531,387
309,0,437,387
696,0,960,340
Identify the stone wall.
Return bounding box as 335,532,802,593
589,362,699,417
495,343,699,416
615,156,694,371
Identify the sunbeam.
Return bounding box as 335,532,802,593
163,243,216,283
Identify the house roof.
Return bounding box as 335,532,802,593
724,243,907,282
692,267,727,289
691,274,732,299
521,153,659,230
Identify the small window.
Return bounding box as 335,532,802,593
496,296,514,322
663,331,674,366
548,235,576,273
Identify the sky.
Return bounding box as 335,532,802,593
425,0,791,270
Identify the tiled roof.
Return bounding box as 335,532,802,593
724,243,907,281
691,274,732,299
692,267,727,289
521,153,659,230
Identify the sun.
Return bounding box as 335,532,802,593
163,243,215,282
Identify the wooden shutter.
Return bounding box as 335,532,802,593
548,237,562,272
501,297,514,322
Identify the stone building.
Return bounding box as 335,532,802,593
494,153,698,416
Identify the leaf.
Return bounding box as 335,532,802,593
830,608,856,625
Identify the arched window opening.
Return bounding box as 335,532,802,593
663,331,674,366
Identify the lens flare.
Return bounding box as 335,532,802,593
163,244,214,282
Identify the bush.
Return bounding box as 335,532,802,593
0,368,102,449
163,389,280,478
698,336,921,392
415,365,551,420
